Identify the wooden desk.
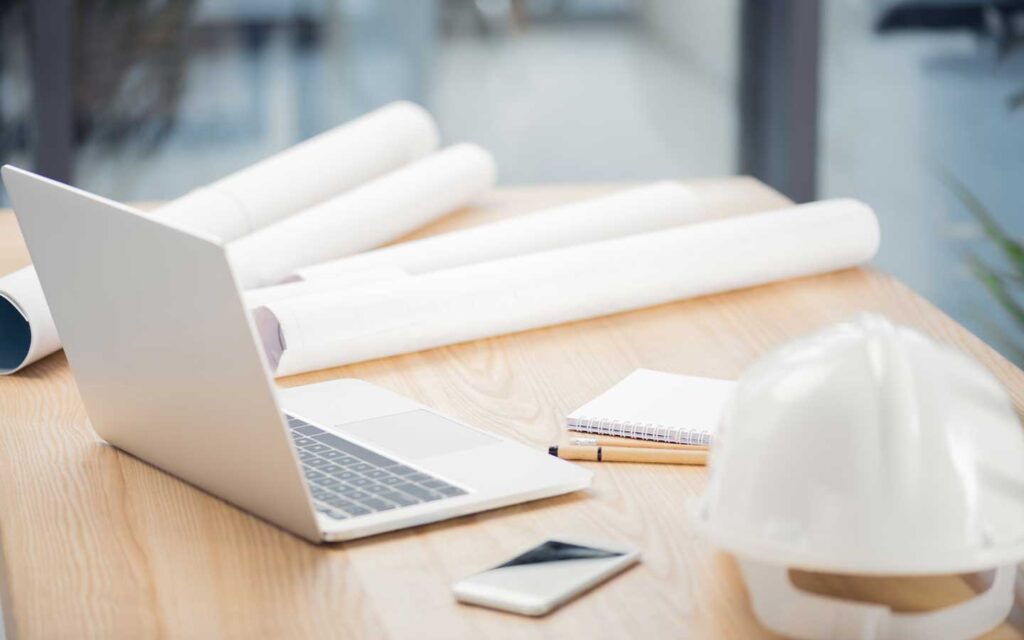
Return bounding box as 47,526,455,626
1,178,1022,639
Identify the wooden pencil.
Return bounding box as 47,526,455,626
548,444,708,466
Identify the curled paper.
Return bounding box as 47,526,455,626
0,101,440,374
0,267,59,374
291,181,701,281
254,199,881,377
228,144,496,289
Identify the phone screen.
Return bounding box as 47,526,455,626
496,540,624,567
453,539,639,615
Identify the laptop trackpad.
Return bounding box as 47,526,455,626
336,409,499,460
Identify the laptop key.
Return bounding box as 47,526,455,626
312,431,398,468
407,473,433,483
292,437,315,447
306,458,331,469
379,476,405,486
437,486,466,497
380,491,418,507
341,489,371,501
396,483,443,502
364,484,391,495
389,465,417,476
349,477,373,487
360,498,396,511
421,479,448,490
322,464,345,476
320,450,344,460
291,424,323,436
344,505,372,516
306,444,332,454
326,496,352,508
326,509,348,520
318,479,343,491
365,469,389,479
351,463,375,473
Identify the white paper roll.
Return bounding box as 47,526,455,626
156,101,440,241
228,143,496,289
254,199,880,377
0,101,440,374
291,181,701,281
242,267,409,309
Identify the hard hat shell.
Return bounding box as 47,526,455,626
692,314,1024,576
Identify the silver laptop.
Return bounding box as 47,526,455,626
2,165,591,543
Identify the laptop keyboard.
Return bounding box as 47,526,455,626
286,414,468,522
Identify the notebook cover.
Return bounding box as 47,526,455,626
566,369,735,445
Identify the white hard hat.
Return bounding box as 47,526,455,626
692,314,1024,640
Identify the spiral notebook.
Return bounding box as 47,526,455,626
566,369,735,446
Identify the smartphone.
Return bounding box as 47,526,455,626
451,538,640,616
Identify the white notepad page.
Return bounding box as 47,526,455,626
566,369,736,446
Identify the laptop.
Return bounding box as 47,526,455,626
2,165,591,543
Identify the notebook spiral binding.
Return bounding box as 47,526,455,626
568,415,712,446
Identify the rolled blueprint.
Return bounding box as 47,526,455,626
0,267,60,374
253,199,880,377
228,143,497,289
157,101,439,242
242,267,408,308
0,101,440,374
291,181,701,281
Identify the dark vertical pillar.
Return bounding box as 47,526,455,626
740,0,821,203
28,0,75,183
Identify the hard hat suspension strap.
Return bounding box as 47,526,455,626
737,558,1016,640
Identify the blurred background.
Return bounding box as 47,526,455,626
0,0,1023,361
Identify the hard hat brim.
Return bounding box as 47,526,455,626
689,503,1024,576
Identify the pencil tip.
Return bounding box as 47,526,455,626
547,446,558,456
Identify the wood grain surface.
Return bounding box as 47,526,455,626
1,178,1022,639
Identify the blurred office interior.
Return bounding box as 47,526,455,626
0,0,1022,361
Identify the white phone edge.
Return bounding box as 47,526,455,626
451,537,641,617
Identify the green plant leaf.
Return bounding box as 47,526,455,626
991,267,1024,285
969,253,1024,331
942,172,1024,278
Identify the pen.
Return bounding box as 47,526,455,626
567,435,707,451
548,444,708,466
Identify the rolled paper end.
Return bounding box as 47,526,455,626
453,142,498,191
847,198,882,258
154,186,251,242
0,292,31,374
387,100,442,160
251,306,285,374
